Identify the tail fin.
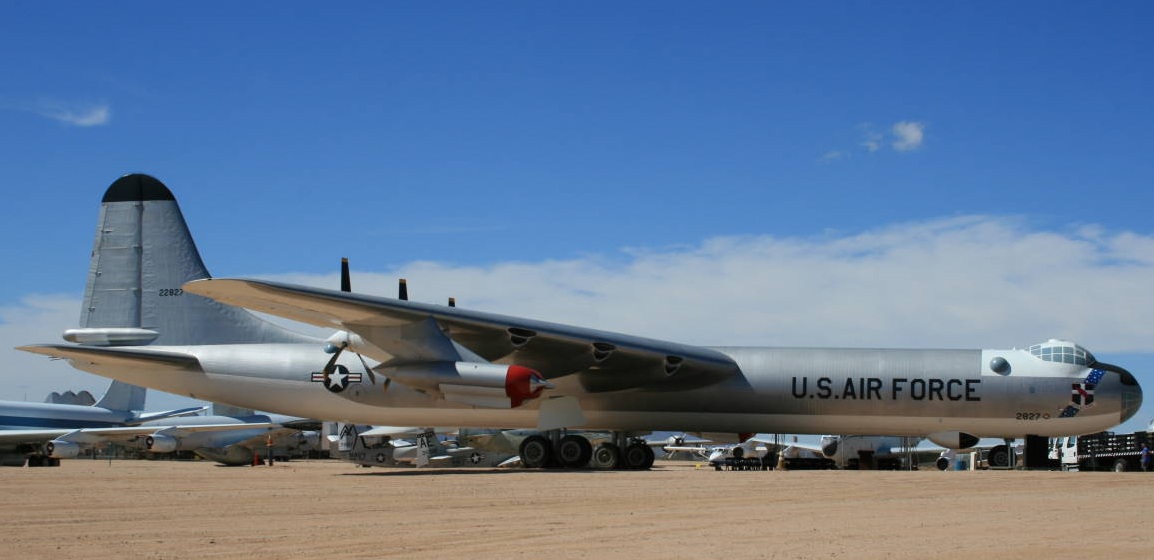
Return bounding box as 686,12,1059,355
93,380,146,412
74,174,313,346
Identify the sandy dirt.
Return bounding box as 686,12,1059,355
2,459,1152,559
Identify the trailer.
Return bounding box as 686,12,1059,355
1051,421,1153,472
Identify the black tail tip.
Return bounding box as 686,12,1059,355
103,173,176,203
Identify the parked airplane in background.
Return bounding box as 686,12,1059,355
334,424,519,468
20,174,1144,470
0,379,205,466
132,404,322,466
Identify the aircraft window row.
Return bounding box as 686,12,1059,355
1028,344,1091,365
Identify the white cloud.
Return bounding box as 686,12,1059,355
836,121,926,159
268,216,1154,353
858,123,883,152
819,151,843,163
3,98,113,127
891,121,925,151
41,102,111,127
8,216,1154,404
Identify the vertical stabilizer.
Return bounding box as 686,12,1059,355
93,380,146,412
79,174,314,345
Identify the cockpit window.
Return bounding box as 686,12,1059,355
1028,340,1095,366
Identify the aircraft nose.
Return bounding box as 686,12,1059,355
1097,362,1142,424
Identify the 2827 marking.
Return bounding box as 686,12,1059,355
1015,412,1043,420
159,288,184,297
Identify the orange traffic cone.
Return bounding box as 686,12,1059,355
252,452,260,467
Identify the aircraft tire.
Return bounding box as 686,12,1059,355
988,445,1010,468
622,443,650,470
556,435,593,468
519,435,553,469
590,443,619,469
640,443,655,469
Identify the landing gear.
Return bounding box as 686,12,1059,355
988,445,1010,468
590,443,620,469
519,435,553,469
621,442,655,470
519,431,655,470
556,435,593,468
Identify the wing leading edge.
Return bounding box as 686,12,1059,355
184,278,740,394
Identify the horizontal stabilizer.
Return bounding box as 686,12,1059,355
17,344,202,372
130,407,209,424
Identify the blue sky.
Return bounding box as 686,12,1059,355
2,3,1154,434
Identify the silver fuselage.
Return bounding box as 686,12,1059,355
67,341,1138,440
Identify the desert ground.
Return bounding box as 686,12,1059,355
2,458,1152,559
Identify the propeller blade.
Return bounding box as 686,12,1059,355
398,278,408,301
340,258,351,292
448,297,456,308
356,351,378,386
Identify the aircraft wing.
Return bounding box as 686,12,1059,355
0,429,75,447
0,422,280,454
17,345,202,372
184,278,740,392
43,423,281,445
358,426,456,438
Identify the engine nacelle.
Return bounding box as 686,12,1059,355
45,440,81,459
936,450,958,471
927,431,979,450
145,434,178,453
384,361,552,408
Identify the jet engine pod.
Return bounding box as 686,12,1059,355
927,431,979,450
384,361,553,408
145,434,178,453
935,450,958,471
45,440,81,459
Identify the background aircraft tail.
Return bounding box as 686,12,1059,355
92,380,146,412
76,174,314,346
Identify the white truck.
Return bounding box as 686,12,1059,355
1051,420,1154,472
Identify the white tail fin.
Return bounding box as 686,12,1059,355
77,174,313,346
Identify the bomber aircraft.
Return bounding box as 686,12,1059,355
19,174,1143,470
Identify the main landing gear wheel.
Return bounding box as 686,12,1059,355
590,443,619,470
556,435,593,468
622,442,654,470
519,435,553,469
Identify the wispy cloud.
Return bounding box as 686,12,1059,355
818,150,844,163
3,98,112,127
858,123,883,152
891,121,925,151
832,121,926,160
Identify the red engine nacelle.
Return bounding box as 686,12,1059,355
385,362,552,408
